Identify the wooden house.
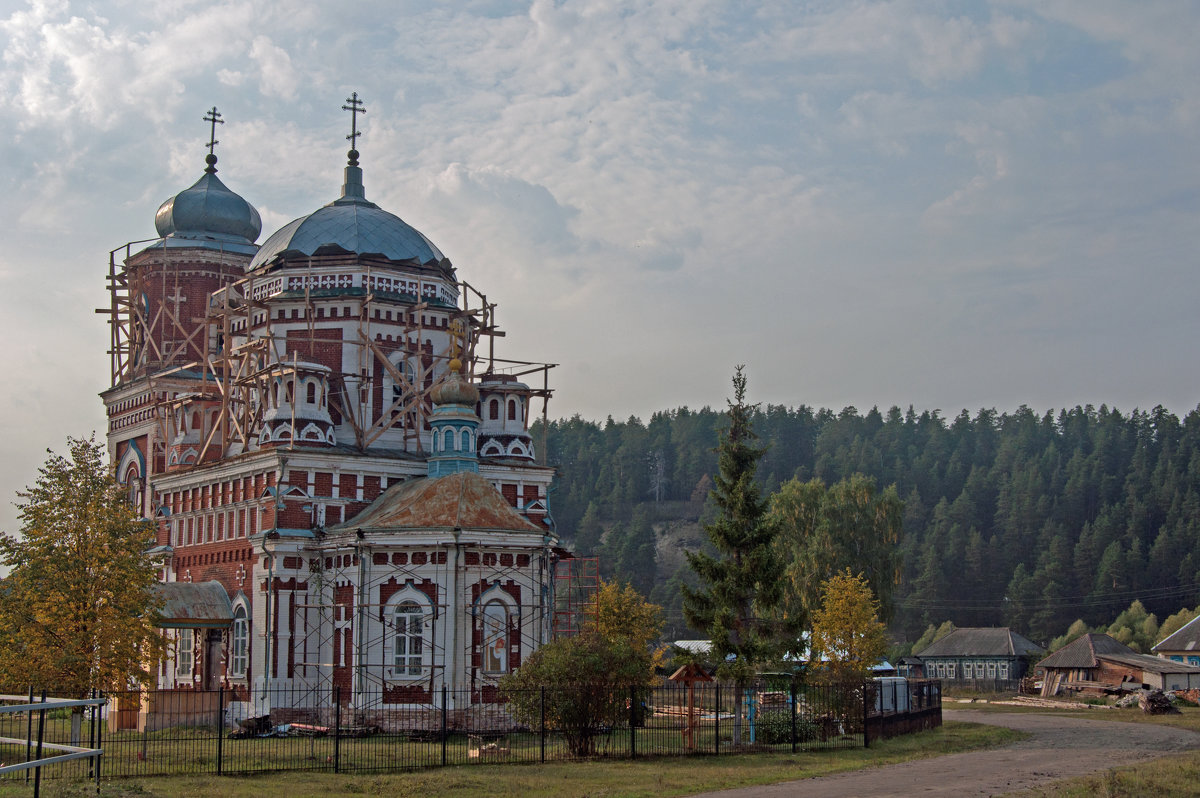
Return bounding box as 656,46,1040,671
914,627,1043,685
1037,633,1200,696
1152,615,1200,667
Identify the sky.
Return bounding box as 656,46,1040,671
0,0,1198,535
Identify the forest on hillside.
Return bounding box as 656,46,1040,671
537,402,1200,646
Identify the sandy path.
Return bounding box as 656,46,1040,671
686,708,1200,797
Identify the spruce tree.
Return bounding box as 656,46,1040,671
682,366,784,745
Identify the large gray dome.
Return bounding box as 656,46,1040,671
249,164,445,270
154,171,262,245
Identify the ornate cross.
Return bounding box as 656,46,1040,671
203,106,223,173
342,92,366,164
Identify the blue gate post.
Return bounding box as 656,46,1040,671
746,688,757,744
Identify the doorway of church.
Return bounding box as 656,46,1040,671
203,630,224,690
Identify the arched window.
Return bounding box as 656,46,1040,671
230,606,249,678
507,399,517,421
306,381,317,404
393,600,425,676
482,600,509,673
489,399,500,420
461,429,471,452
443,428,455,451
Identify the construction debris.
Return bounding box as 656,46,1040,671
1139,690,1180,715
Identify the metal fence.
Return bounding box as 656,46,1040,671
0,679,941,780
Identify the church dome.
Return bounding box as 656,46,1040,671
248,160,444,271
432,360,480,407
154,166,262,245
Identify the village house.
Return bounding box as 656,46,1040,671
1037,633,1200,697
914,627,1043,686
1151,615,1200,666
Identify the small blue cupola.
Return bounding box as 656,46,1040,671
427,358,481,477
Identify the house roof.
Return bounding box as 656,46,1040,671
1038,633,1200,674
153,581,233,628
1152,614,1200,653
915,627,1044,658
333,471,543,534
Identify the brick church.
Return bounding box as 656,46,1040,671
101,100,573,715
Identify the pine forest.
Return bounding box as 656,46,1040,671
537,402,1200,647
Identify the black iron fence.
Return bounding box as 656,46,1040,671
0,679,940,780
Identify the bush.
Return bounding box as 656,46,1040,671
754,708,817,745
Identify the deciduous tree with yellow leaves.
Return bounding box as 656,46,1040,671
0,437,165,700
809,569,887,681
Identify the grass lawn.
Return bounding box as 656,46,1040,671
0,720,1023,798
1011,750,1200,797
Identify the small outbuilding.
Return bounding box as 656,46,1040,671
1038,633,1200,696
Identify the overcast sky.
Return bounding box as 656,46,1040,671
1,0,1198,534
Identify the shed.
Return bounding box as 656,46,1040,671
1037,633,1200,696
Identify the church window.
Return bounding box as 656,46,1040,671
461,429,471,452
444,429,455,451
307,381,317,404
489,399,500,420
176,629,194,678
482,600,509,673
230,606,249,678
393,601,426,676
508,399,517,421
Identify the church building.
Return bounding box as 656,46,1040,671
100,100,581,719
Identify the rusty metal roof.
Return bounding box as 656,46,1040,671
1039,633,1200,674
335,471,542,534
153,581,233,628
916,627,1044,658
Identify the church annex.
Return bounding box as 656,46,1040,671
100,100,591,716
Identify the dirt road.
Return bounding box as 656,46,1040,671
687,709,1200,797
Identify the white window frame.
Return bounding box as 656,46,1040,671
387,588,432,679
176,629,195,678
230,605,249,679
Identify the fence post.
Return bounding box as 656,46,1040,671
87,689,96,779
216,686,224,775
540,687,546,764
790,676,797,754
714,683,720,755
33,689,46,798
94,691,103,790
862,682,869,749
334,686,341,774
441,685,448,767
629,686,637,759
25,685,33,784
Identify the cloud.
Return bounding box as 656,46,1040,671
249,35,299,100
